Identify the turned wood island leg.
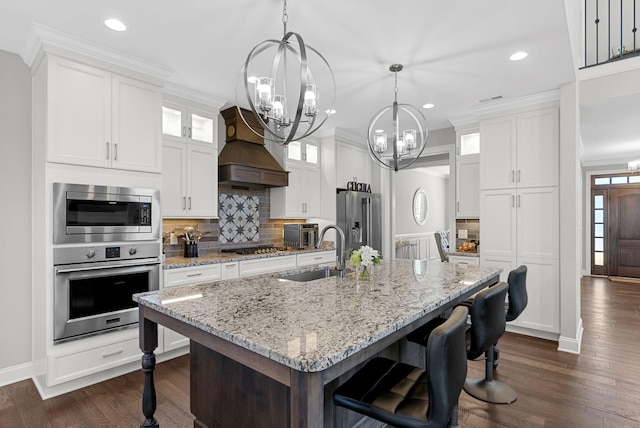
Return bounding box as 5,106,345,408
139,308,159,428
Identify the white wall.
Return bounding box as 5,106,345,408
394,168,448,235
0,50,32,370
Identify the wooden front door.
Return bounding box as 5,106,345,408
609,188,640,278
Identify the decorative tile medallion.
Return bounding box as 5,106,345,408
219,194,259,243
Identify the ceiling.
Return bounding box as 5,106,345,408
9,0,639,166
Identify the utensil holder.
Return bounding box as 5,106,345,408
184,242,198,258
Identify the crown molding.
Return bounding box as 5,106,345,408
448,114,478,129
471,89,560,118
163,82,226,109
23,23,173,81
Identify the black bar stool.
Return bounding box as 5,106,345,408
333,306,469,428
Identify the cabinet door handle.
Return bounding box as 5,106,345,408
106,142,110,160
102,349,123,359
183,197,186,209
114,143,118,161
225,263,236,267
182,126,187,137
188,127,192,138
188,197,192,209
517,170,521,182
517,194,521,207
511,195,515,207
457,201,460,213
187,272,203,277
511,170,515,182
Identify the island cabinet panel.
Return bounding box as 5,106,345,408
190,342,289,428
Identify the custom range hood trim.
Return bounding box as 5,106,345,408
219,107,289,188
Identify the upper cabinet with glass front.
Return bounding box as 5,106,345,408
162,102,217,148
458,132,480,158
286,140,319,166
455,130,480,218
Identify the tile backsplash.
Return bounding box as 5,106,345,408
162,185,305,257
218,193,260,243
455,218,480,250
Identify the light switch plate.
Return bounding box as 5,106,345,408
458,229,468,239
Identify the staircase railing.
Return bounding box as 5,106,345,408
582,0,639,68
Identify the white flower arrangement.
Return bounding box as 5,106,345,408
350,245,381,267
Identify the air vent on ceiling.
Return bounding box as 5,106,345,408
478,95,504,103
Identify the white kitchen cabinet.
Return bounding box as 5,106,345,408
45,55,161,173
270,139,321,218
479,107,559,191
480,187,559,333
456,156,480,218
336,141,371,189
221,262,239,280
163,264,222,352
161,98,219,218
162,102,217,146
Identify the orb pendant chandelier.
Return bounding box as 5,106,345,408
237,0,335,146
367,64,427,171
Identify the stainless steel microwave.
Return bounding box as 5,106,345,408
284,223,319,248
53,183,160,244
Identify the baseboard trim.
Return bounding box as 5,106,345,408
609,276,640,284
0,361,36,387
558,318,584,354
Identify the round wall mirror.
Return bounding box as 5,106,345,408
412,188,429,226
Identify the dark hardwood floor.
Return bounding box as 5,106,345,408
1,276,639,427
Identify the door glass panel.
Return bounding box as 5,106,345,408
288,141,302,161
594,252,604,265
162,106,183,137
594,209,603,223
306,144,318,164
611,176,628,184
191,114,214,143
594,224,604,237
594,237,604,251
595,177,610,185
460,133,480,155
594,195,604,209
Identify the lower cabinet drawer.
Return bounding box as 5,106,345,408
164,327,190,352
47,336,141,386
164,264,221,287
449,256,480,266
296,250,335,267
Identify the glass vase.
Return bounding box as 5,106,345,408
357,265,371,281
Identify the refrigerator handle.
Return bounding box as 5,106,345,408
362,198,372,246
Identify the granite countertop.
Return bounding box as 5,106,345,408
448,250,480,257
164,246,332,269
135,259,500,372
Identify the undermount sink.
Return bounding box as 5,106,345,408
278,267,344,282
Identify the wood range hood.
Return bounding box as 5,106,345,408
218,107,289,188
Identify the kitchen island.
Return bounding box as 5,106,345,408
134,258,500,428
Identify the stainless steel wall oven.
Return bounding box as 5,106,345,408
53,242,160,342
53,183,160,244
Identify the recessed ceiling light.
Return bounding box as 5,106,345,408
422,103,435,109
509,51,528,61
104,18,127,32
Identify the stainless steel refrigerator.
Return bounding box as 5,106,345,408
336,190,382,257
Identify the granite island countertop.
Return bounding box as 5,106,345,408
135,258,500,372
164,246,332,269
